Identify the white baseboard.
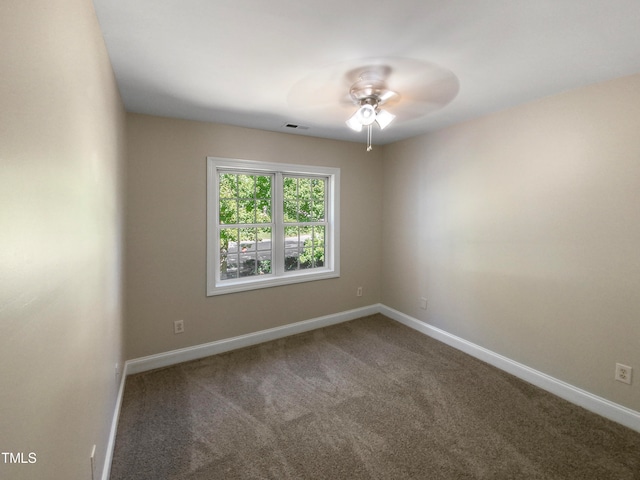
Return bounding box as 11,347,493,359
126,304,380,375
379,304,640,433
103,302,640,476
101,360,129,480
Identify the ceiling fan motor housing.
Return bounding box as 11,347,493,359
349,67,398,106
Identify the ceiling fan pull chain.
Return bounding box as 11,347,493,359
367,124,373,152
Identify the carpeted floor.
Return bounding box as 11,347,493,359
110,314,640,479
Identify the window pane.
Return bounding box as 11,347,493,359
283,199,297,223
284,226,298,249
299,245,314,269
299,225,312,242
238,174,255,198
219,173,238,198
313,225,325,267
257,253,271,275
285,249,298,271
312,201,325,221
219,199,237,224
257,199,271,223
283,177,297,199
283,177,297,223
300,225,320,269
256,175,271,199
239,228,257,251
239,253,257,277
313,178,326,221
221,228,238,252
312,178,325,201
299,178,312,199
220,248,229,278
257,227,271,250
220,229,237,280
313,225,325,245
221,253,238,280
238,199,256,223
299,198,312,222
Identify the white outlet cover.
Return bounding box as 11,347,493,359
615,363,632,385
174,320,185,334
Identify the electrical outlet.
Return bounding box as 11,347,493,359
115,363,120,382
615,363,632,384
420,297,427,310
356,286,363,297
174,319,185,334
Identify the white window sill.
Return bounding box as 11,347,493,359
207,269,339,296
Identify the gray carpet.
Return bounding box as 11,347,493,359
110,314,640,479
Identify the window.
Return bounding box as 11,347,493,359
207,157,340,295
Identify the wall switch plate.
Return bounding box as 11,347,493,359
420,297,427,310
356,286,363,297
615,363,632,384
174,319,185,334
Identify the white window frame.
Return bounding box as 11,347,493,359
207,157,340,296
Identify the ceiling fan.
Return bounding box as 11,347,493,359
288,57,459,151
345,66,398,151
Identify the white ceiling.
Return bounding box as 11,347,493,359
93,0,640,145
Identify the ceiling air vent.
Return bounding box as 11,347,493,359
283,123,310,130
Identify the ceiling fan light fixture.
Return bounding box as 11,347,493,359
355,103,376,126
346,112,363,132
375,108,395,130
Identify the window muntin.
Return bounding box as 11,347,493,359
207,157,339,295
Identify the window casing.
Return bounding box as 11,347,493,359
207,157,340,295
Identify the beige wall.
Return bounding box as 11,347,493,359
125,114,382,359
0,0,126,479
382,74,640,412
